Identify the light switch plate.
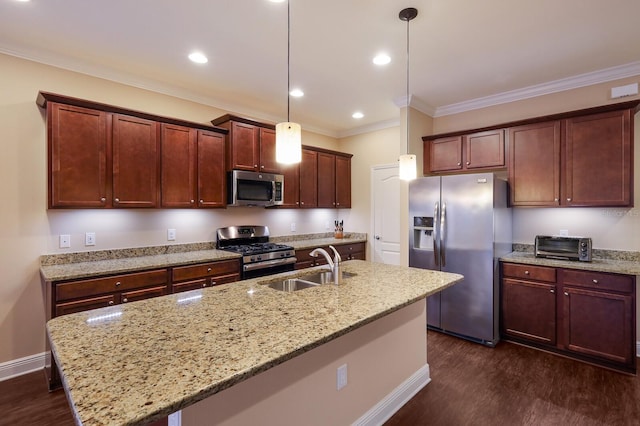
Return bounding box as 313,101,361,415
59,234,71,248
85,232,96,246
167,228,176,241
337,364,348,390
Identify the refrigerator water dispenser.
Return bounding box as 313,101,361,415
412,216,434,250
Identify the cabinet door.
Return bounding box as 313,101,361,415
229,122,259,171
299,149,318,208
279,162,300,208
259,128,280,173
317,152,336,208
197,130,226,208
508,121,561,206
161,124,196,208
112,114,159,207
335,155,351,208
428,136,463,173
563,109,632,207
48,103,109,208
501,278,557,345
562,287,634,365
465,129,505,169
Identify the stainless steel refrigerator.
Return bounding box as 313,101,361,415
409,173,512,346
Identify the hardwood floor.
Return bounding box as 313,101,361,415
1,331,638,425
386,331,640,426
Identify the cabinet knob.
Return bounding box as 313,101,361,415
115,281,121,286
123,298,128,303
592,279,598,284
211,281,217,286
564,292,569,296
207,268,212,272
567,198,572,202
457,162,461,166
554,198,559,202
190,199,195,204
114,198,120,203
202,283,207,288
100,197,106,203
524,270,529,275
301,202,305,205
333,202,336,206
296,201,299,205
550,289,555,293
261,165,265,169
336,203,340,206
466,161,470,165
254,164,258,168
108,301,114,305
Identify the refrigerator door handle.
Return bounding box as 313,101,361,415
433,201,440,267
440,202,446,267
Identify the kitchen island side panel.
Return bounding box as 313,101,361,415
181,301,428,426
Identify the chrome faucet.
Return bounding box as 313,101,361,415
309,245,342,285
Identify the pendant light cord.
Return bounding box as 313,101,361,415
405,14,410,156
287,0,291,123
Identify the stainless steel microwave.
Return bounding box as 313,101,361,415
534,235,592,262
227,170,284,207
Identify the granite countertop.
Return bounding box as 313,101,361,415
40,234,367,282
501,252,640,275
47,260,462,426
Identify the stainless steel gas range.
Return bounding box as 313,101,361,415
216,226,297,279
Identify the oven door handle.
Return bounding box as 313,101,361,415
243,257,298,272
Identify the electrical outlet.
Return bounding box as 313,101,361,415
290,222,296,232
559,229,569,236
59,234,71,249
167,229,176,241
85,232,96,246
337,364,348,390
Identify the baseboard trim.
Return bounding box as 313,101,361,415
352,363,431,426
0,352,46,382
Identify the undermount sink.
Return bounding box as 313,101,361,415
265,271,357,292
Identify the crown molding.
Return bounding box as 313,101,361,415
434,61,640,117
393,95,436,117
336,118,400,139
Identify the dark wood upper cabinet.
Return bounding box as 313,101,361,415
197,130,226,208
335,154,351,208
299,149,318,208
424,129,505,174
279,162,300,208
259,128,280,173
161,123,197,208
112,114,159,208
509,121,561,207
563,109,632,207
317,152,336,208
39,92,227,209
48,103,109,208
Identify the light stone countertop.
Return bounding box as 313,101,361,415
40,236,367,282
46,260,462,426
500,251,640,275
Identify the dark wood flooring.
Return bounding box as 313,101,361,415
1,331,638,425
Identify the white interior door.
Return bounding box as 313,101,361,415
371,164,401,265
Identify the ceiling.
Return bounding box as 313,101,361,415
2,0,640,137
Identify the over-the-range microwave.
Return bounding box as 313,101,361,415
227,170,284,207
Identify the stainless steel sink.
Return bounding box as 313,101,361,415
264,271,357,292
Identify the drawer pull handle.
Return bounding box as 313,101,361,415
207,268,212,272
524,271,530,275
564,292,569,296
550,289,555,293
592,279,598,284
211,281,217,286
108,301,114,305
115,281,121,286
123,298,128,303
202,283,207,288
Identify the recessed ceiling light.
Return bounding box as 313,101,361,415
269,0,286,3
290,89,304,97
352,112,364,119
188,52,208,64
373,53,391,65
15,0,31,2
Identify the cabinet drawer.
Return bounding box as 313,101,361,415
172,259,240,282
55,294,116,316
56,269,168,302
502,263,556,282
336,242,364,256
561,269,634,293
121,285,168,303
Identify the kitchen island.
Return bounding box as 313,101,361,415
47,260,462,426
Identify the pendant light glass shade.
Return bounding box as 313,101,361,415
398,154,417,180
276,121,302,164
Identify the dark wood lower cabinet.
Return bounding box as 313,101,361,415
501,262,636,374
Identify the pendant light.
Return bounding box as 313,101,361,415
398,7,418,181
276,0,302,164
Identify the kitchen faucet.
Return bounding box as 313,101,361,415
309,245,342,285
